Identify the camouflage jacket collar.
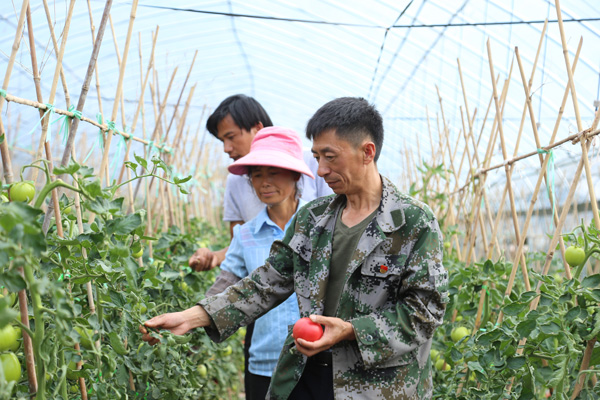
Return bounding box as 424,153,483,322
307,174,406,234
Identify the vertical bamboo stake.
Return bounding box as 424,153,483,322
41,0,71,106
98,0,139,186
60,0,113,170
487,40,532,294
116,28,159,186
555,0,600,234
0,0,30,185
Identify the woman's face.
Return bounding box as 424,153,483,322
249,166,298,207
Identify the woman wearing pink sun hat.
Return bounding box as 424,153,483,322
207,126,315,400
228,126,315,179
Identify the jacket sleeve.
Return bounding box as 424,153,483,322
198,216,299,343
349,214,448,369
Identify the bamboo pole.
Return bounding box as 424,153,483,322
488,40,532,293
98,0,139,186
0,0,30,185
41,0,71,107
555,0,600,235
116,28,159,186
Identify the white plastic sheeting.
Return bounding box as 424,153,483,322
0,0,599,187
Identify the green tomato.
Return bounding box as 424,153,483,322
565,246,585,267
435,358,450,371
63,206,72,215
9,182,35,203
455,315,463,322
70,385,79,394
430,349,440,361
451,326,470,343
132,246,144,258
220,345,233,356
0,352,21,383
181,282,189,292
0,325,19,352
197,364,208,378
0,292,17,307
443,241,451,250
135,303,148,314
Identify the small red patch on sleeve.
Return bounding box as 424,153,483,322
379,265,388,274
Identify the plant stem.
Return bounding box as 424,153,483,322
34,179,81,209
22,260,46,400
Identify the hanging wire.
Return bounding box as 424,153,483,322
227,0,255,96
381,0,470,115
369,0,427,102
367,0,414,100
138,4,600,29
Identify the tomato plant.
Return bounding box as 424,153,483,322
0,157,244,399
429,220,600,400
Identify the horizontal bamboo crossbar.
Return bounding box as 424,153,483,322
1,91,173,154
452,126,600,195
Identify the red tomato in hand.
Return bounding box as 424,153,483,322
293,317,323,342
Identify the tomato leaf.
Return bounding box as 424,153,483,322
503,302,527,316
53,162,80,176
0,270,27,292
134,153,148,170
109,331,128,355
506,356,526,369
582,274,600,289
539,322,560,335
106,213,142,235
517,319,537,338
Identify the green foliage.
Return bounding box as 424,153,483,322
432,221,600,400
0,158,242,399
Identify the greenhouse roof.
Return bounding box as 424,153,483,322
1,0,599,192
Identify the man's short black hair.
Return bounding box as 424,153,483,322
306,97,384,162
206,94,273,138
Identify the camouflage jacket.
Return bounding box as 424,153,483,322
200,175,448,399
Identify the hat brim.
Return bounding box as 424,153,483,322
228,149,315,179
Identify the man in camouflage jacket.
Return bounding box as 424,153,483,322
141,97,448,399
200,175,447,399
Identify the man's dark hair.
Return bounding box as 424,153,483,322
206,94,273,138
305,97,384,162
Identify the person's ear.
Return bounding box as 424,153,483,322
363,142,376,164
250,122,264,135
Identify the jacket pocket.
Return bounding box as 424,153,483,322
357,255,406,312
288,233,312,262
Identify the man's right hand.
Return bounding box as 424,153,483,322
139,306,211,345
189,248,219,271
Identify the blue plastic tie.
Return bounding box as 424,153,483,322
26,103,55,139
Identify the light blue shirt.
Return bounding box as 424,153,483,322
220,200,306,377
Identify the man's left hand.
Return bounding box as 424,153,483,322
294,315,355,357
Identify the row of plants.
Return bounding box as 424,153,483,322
0,157,244,399
431,221,600,399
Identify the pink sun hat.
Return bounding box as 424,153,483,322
228,126,315,179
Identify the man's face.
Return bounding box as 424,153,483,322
216,114,257,161
311,129,366,195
